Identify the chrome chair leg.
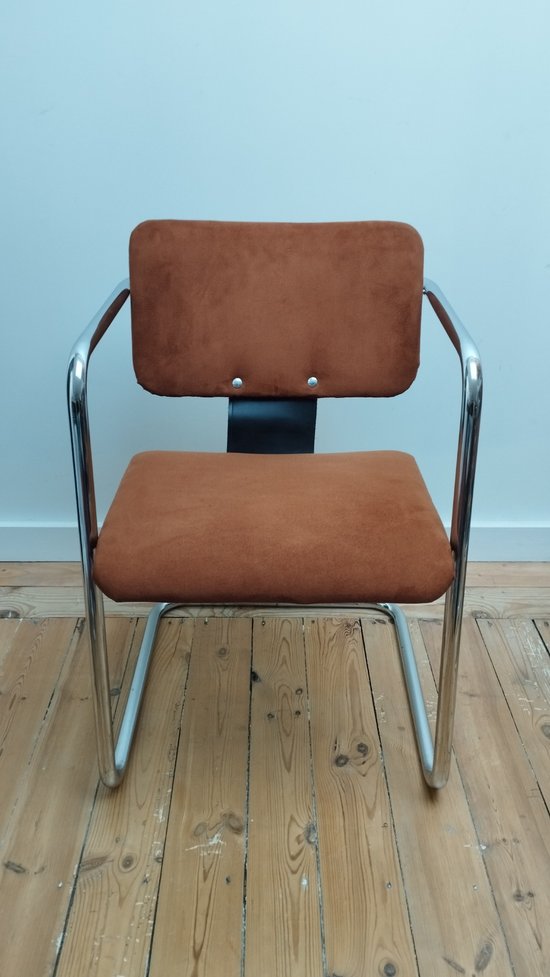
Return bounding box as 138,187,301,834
86,588,463,789
84,576,170,787
374,576,464,789
85,582,115,786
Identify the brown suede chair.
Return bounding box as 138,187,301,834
68,220,482,789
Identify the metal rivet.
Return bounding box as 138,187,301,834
307,376,318,388
232,377,243,389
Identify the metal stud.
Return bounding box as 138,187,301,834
307,376,318,388
232,377,243,389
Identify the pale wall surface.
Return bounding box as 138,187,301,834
1,0,549,559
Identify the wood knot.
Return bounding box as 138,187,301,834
541,723,550,739
295,687,303,695
442,958,465,974
81,855,108,873
335,754,349,767
217,646,228,659
357,742,369,756
3,860,27,874
382,964,397,977
267,712,275,720
224,812,244,834
121,854,135,870
513,888,534,902
251,670,261,683
304,823,317,846
474,941,493,971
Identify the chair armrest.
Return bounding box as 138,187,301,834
68,279,130,396
67,280,130,564
423,278,483,572
423,278,481,372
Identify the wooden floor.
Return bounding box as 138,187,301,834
1,563,549,977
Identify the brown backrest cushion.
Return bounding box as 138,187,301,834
129,220,423,398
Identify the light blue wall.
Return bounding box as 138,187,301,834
1,0,549,558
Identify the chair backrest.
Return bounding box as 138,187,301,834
129,220,424,398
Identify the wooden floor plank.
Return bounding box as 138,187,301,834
421,617,550,977
0,562,82,587
56,618,193,977
466,562,550,587
306,617,418,977
0,618,138,977
245,617,323,977
0,619,76,829
4,585,550,621
1,562,546,589
533,616,550,654
363,616,514,977
0,617,22,669
0,586,550,619
149,617,251,977
1,562,549,977
478,618,550,808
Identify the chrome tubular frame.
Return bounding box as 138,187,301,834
409,278,483,787
68,278,481,790
67,280,166,787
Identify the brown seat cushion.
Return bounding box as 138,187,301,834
93,451,454,605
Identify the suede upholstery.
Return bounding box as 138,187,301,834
93,451,454,604
129,220,423,398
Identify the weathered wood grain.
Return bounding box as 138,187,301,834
306,617,418,977
1,560,550,977
4,585,550,621
0,619,77,840
149,617,251,977
0,616,22,669
421,617,550,977
1,562,546,588
56,618,193,977
0,562,82,587
245,617,323,977
478,618,550,808
0,617,138,977
364,616,514,977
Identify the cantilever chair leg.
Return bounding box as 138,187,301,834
86,588,463,789
84,579,171,787
374,575,466,789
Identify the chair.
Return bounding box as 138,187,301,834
67,220,482,790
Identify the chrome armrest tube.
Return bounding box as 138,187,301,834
423,278,483,566
67,280,130,567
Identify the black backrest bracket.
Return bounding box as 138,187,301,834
227,397,317,454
